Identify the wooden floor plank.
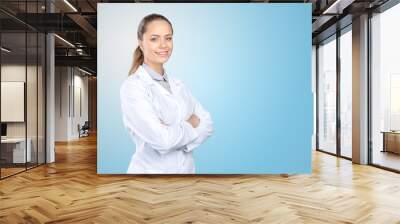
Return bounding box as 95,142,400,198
1,134,400,223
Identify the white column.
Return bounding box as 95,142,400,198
46,33,55,163
45,1,55,163
352,14,369,164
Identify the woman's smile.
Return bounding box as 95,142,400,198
155,51,169,57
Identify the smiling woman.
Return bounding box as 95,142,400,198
119,14,214,174
128,14,174,75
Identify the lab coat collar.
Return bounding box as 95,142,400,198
136,65,179,96
135,65,156,85
142,63,169,82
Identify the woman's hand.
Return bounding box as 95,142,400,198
187,114,200,128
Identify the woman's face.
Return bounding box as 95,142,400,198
140,20,173,66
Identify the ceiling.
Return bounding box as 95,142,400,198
0,0,393,75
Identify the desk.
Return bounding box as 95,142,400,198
381,131,400,154
1,138,31,163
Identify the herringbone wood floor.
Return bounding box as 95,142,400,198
1,134,400,224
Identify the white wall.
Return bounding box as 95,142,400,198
55,66,69,141
55,67,89,141
1,65,41,138
1,65,26,134
71,72,89,138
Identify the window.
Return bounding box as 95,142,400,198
317,36,337,154
339,28,352,158
371,2,400,171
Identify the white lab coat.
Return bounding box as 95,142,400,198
120,65,213,174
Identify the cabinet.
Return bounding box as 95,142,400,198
382,132,400,154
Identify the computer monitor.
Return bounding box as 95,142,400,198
1,123,7,137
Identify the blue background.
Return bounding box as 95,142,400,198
97,3,312,174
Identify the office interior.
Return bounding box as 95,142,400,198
0,0,399,222
0,0,97,178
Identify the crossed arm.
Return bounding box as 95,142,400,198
121,82,213,155
183,89,214,152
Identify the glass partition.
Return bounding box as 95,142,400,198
0,1,46,179
1,31,28,177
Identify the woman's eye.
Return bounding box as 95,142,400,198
150,38,157,42
166,37,172,41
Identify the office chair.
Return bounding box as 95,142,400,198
79,121,90,138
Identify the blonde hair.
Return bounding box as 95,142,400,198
128,14,173,75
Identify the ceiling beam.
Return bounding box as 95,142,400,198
55,55,96,69
323,0,356,14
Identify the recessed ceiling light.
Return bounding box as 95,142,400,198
1,47,11,53
323,0,354,15
78,67,93,76
54,34,75,48
63,0,78,12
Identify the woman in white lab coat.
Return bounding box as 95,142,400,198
120,14,213,174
